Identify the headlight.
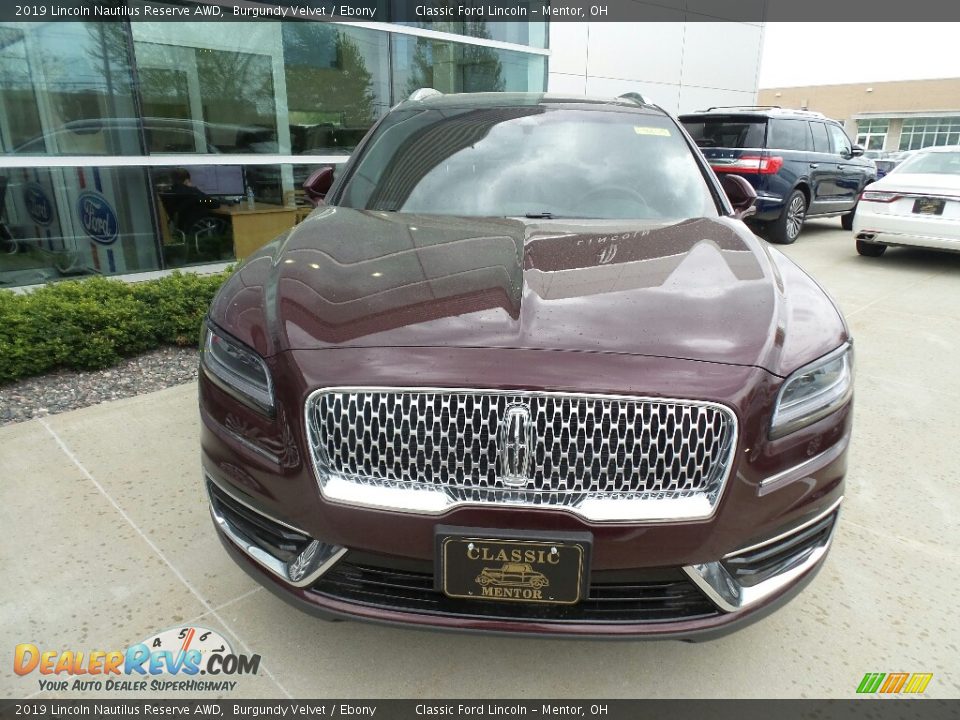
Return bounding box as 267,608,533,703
770,344,852,439
201,320,274,414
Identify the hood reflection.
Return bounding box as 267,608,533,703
263,208,776,367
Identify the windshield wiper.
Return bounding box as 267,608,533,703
523,212,555,219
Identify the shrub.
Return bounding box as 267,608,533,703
0,270,232,384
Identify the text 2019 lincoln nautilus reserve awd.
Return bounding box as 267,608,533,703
199,90,853,639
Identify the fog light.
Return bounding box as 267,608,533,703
287,540,343,584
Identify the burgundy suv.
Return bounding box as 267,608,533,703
199,92,852,639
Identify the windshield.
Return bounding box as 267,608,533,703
338,106,718,221
894,150,960,175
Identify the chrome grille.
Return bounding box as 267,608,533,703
305,388,737,521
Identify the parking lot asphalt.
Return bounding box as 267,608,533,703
2,219,959,699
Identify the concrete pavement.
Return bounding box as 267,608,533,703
2,219,958,699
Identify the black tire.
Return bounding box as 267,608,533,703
767,189,807,244
856,240,886,257
841,206,856,231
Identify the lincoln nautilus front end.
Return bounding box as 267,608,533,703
199,91,852,639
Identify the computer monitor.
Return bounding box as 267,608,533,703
183,165,245,196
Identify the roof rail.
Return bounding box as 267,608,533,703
408,88,443,102
699,105,829,119
787,109,828,118
617,92,651,106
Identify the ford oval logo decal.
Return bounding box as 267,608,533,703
23,183,53,226
77,191,118,245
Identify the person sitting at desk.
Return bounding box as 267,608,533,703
164,168,222,233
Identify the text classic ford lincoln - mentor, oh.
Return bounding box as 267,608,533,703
199,91,853,639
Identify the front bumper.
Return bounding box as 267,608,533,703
205,470,843,639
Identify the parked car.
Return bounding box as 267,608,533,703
853,146,960,256
200,91,852,639
679,107,877,243
874,158,898,179
863,150,908,180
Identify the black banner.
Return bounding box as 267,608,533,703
1,700,959,720
3,0,960,23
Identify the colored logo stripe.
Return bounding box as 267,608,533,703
857,673,885,693
857,672,933,694
903,673,933,694
880,673,909,693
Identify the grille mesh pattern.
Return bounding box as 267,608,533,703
307,390,735,503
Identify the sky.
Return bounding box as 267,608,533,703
759,23,960,88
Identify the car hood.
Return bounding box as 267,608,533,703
212,207,847,377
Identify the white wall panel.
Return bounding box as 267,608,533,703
548,72,587,95
680,22,763,92
586,22,685,85
547,22,589,75
547,20,762,114
678,85,756,114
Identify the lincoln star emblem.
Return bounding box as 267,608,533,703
597,243,619,265
500,404,533,487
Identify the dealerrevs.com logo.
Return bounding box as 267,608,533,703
14,626,260,693
857,672,934,695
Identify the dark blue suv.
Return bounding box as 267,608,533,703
679,107,877,243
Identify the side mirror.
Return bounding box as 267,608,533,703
851,144,865,157
720,174,757,220
303,167,335,206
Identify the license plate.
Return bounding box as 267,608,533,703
436,527,591,605
913,197,945,215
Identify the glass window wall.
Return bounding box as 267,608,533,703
899,117,960,150
0,19,547,286
392,33,546,97
855,119,888,151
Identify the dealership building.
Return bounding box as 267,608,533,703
759,77,960,152
0,12,764,287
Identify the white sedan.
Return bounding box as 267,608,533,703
853,146,960,256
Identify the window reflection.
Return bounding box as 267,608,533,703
392,33,545,97
0,165,157,286
0,18,547,286
282,23,390,154
2,21,544,159
0,162,337,285
133,37,280,154
0,26,44,151
341,109,715,221
2,22,138,154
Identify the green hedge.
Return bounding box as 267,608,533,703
0,270,232,384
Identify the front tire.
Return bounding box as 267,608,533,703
768,190,806,244
856,240,886,257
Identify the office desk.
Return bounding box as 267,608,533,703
212,202,299,259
